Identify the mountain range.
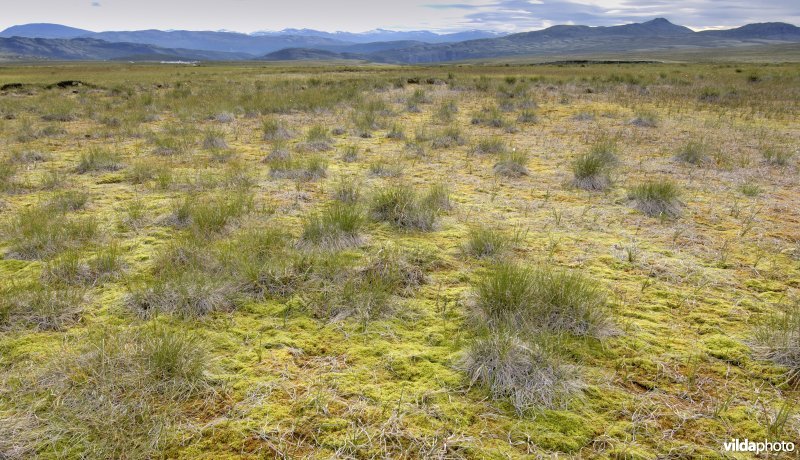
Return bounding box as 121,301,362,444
1,19,799,63
0,23,504,55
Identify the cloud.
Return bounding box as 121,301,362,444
1,0,797,33
429,0,800,31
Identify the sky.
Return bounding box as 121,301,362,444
1,0,798,33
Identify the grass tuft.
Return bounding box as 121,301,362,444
47,190,89,212
472,136,508,155
332,177,361,203
0,282,84,330
268,153,328,181
371,184,443,231
262,117,292,141
473,262,610,337
127,270,238,317
202,128,228,150
493,150,529,177
369,160,404,178
675,139,708,165
463,226,510,258
572,138,617,190
762,146,794,166
167,192,253,235
430,126,466,149
298,125,333,151
630,110,659,127
628,179,683,218
754,304,800,384
42,244,124,286
462,332,581,411
75,147,124,173
5,205,98,260
300,202,365,249
5,326,215,458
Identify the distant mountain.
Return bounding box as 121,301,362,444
370,18,800,63
1,19,798,63
0,23,93,39
0,36,249,61
1,23,505,55
252,28,506,43
88,30,348,55
260,48,364,61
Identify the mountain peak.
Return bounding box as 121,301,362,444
620,18,693,34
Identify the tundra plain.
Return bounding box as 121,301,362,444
0,61,799,458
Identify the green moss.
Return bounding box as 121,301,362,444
703,334,749,365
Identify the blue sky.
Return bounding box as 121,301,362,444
1,0,798,33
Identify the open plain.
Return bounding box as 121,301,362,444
0,60,799,458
